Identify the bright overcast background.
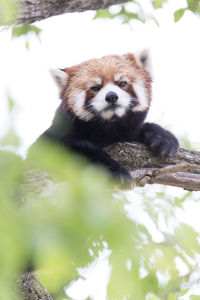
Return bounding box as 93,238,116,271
0,0,200,299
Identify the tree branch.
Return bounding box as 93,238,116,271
13,0,127,24
105,142,200,191
22,142,200,194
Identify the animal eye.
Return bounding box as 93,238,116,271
91,86,101,92
118,81,127,88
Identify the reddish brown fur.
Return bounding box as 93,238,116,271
62,53,152,114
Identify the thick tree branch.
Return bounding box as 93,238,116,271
105,142,200,191
22,142,200,194
13,0,127,24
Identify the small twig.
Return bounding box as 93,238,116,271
155,172,200,191
154,163,198,177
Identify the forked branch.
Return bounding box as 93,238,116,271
105,142,200,191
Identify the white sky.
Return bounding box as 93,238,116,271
0,0,200,154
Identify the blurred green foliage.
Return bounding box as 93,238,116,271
0,93,20,148
0,0,16,25
179,134,200,151
1,97,200,300
0,0,200,28
94,4,146,24
174,8,187,23
11,24,42,50
1,1,200,299
152,0,167,10
11,24,41,39
94,0,200,24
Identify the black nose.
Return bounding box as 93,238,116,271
105,91,118,104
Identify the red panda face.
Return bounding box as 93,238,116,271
51,52,152,121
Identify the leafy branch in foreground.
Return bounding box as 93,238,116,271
0,137,200,299
94,0,200,25
1,96,200,299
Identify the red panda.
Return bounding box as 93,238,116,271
34,51,179,188
51,51,152,121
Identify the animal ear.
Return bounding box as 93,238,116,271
136,49,152,75
49,68,68,93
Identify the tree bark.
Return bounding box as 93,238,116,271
14,0,127,24
22,142,200,194
16,273,53,300
105,142,200,191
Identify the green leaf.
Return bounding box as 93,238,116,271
174,191,191,207
0,0,17,25
0,129,20,147
187,0,200,12
94,9,116,20
152,16,160,26
167,293,178,300
7,94,15,112
174,224,200,259
152,0,167,9
12,24,42,39
25,40,30,51
147,293,161,300
190,295,200,300
181,289,189,296
94,6,145,24
174,8,186,22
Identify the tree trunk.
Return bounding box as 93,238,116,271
14,0,127,24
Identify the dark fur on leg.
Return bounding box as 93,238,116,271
138,122,179,158
39,132,132,189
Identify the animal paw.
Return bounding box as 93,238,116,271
110,165,133,190
145,131,179,158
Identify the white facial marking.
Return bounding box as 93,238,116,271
133,81,149,112
73,91,93,121
101,110,115,120
87,77,102,89
115,107,126,117
93,77,102,85
114,73,122,81
92,83,132,120
114,73,130,84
